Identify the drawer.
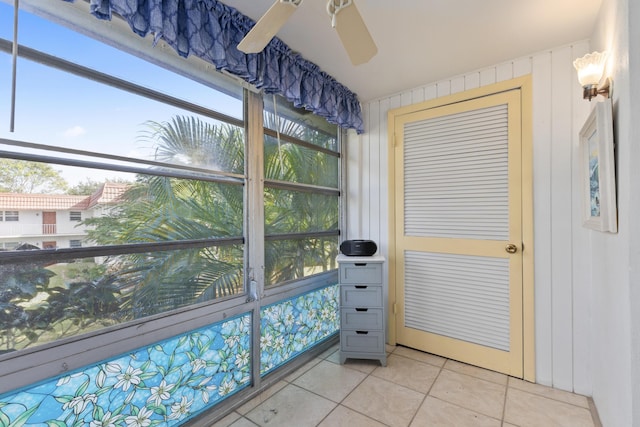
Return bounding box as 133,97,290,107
341,307,383,330
339,262,382,284
340,330,385,354
340,285,383,308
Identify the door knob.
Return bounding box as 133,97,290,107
505,244,518,254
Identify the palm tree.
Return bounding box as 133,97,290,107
85,117,245,319
262,113,340,286
86,112,338,316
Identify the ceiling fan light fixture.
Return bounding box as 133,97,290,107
237,0,302,54
237,0,377,66
327,0,353,27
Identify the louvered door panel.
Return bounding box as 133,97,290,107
393,88,524,378
404,104,509,240
404,251,510,351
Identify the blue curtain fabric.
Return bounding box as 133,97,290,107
69,0,364,133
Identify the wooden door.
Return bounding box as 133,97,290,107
42,211,56,235
392,88,528,377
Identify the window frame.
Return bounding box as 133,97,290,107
0,0,344,396
4,211,18,221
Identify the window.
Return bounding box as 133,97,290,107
263,96,340,288
4,211,18,221
0,1,341,359
0,4,246,352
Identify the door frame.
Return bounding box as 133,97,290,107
387,76,535,381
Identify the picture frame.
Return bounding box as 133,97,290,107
579,98,617,232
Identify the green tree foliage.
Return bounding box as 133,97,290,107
263,112,340,285
0,113,339,351
0,159,68,193
84,117,246,318
0,259,118,352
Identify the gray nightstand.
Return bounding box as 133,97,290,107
337,254,386,366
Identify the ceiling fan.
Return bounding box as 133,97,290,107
237,0,378,65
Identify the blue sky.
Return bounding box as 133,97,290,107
0,2,243,187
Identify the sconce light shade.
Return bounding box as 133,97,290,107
573,51,610,101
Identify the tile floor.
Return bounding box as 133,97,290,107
210,344,600,427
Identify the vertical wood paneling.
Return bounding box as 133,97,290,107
411,87,425,104
531,51,554,387
496,62,514,82
351,43,590,393
346,116,364,237
450,76,465,94
361,101,372,238
514,57,533,77
570,41,593,396
480,68,497,86
378,97,391,340
437,81,451,98
425,84,438,101
378,97,392,256
367,101,381,246
401,91,413,108
550,46,575,391
465,72,481,91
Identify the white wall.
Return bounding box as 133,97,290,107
588,0,637,425
345,42,600,396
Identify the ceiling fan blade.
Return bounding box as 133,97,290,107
334,1,377,65
238,0,301,54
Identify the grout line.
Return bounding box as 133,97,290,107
406,352,446,426
315,347,391,427
501,380,510,424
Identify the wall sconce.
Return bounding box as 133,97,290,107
573,51,611,101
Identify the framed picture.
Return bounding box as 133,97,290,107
579,98,617,232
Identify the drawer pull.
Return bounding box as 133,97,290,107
355,308,368,312
354,263,367,266
355,331,369,335
355,285,368,289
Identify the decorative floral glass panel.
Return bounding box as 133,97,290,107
260,284,339,375
0,313,251,426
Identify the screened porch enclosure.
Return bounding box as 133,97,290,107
0,0,353,424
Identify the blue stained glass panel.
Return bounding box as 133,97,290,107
260,284,339,375
0,313,251,426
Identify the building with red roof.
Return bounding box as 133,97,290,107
0,183,128,250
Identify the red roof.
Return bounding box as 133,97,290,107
0,183,129,210
87,183,130,208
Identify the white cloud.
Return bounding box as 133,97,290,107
63,125,86,138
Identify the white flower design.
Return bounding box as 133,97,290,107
96,369,107,388
125,407,153,427
114,366,143,392
284,312,295,326
147,379,172,406
104,362,122,374
62,393,97,415
218,378,237,396
90,411,121,427
190,358,207,373
168,396,193,420
235,350,250,369
273,336,285,351
224,335,240,348
260,333,273,350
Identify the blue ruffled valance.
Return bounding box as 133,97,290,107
68,0,364,133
